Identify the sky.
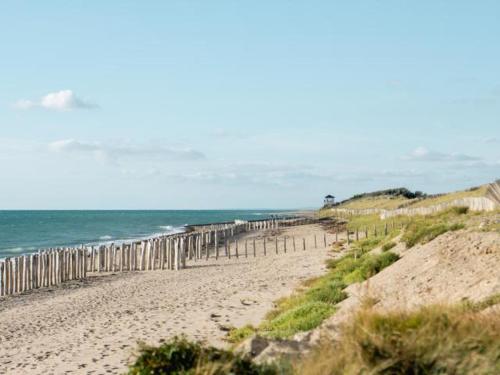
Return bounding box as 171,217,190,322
0,1,499,209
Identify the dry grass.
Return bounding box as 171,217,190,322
338,195,412,210
228,238,399,342
408,185,488,208
296,302,500,375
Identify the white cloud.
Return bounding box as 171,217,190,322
47,139,205,162
402,146,480,162
14,90,96,111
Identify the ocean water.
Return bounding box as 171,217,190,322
0,210,285,258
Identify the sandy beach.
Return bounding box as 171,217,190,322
0,223,332,374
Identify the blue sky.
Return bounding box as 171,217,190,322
0,1,499,209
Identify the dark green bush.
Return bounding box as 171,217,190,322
452,206,469,215
381,241,396,252
128,336,279,375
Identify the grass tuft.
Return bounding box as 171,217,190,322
128,336,279,374
381,241,396,251
227,325,257,344
252,243,399,340
296,304,500,375
401,208,467,248
260,302,335,339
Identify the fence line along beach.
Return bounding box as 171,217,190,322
0,218,336,374
0,217,322,297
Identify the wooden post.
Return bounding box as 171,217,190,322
293,237,296,251
205,233,210,260
384,223,388,236
112,244,117,272
314,235,317,249
323,233,327,247
215,231,219,260
235,240,239,258
263,239,267,256
227,240,231,259
159,240,165,270
244,240,248,258
356,228,359,241
275,237,278,254
284,237,287,253
365,227,368,238
181,237,186,268
303,238,306,250
173,239,179,270
0,261,5,296
253,239,256,257
18,256,24,293
120,245,125,272
5,258,11,295
140,242,145,271
335,230,338,243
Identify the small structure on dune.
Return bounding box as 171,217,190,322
323,194,335,207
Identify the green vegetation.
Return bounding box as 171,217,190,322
408,185,488,208
402,208,468,248
130,295,500,375
227,325,256,344
128,336,280,375
330,187,427,210
337,195,412,210
381,241,396,251
296,303,500,375
343,187,425,202
463,293,500,312
229,238,399,342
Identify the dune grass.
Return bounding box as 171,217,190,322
128,336,280,375
229,237,399,342
129,297,500,374
338,195,413,210
408,185,488,208
381,241,396,252
295,301,500,375
402,207,468,248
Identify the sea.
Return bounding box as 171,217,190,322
0,210,288,259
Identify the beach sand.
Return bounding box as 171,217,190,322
0,224,333,374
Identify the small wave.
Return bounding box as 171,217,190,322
158,225,185,236
4,247,24,253
99,235,113,240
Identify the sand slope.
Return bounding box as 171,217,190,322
320,229,500,339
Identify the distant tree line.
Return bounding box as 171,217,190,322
340,187,427,205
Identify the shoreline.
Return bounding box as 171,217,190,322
0,223,332,374
0,211,312,260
